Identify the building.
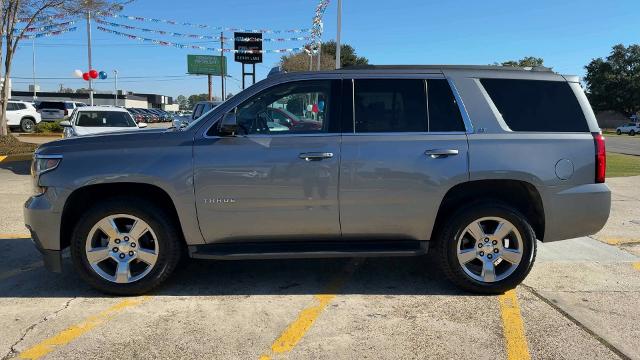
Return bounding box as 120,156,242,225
10,90,176,110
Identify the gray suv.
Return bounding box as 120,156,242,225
24,65,611,295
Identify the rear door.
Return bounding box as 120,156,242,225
193,79,343,243
6,103,20,125
339,77,470,240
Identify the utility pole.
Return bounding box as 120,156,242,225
335,0,342,69
207,74,212,101
220,32,225,101
32,37,37,100
86,11,94,105
114,69,118,106
317,42,322,71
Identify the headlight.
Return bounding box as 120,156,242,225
32,155,62,177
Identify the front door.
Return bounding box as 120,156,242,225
193,79,342,243
340,78,470,240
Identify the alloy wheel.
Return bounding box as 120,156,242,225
455,217,523,283
85,214,159,283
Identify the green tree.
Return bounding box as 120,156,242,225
280,41,369,72
584,44,640,116
176,95,188,110
187,93,214,108
500,56,545,67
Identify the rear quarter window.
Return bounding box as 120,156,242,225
480,79,589,132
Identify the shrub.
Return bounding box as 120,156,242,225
35,121,63,133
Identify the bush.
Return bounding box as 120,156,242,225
35,121,63,133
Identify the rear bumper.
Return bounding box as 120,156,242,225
543,183,611,242
24,193,64,272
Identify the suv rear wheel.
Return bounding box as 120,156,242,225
616,129,622,135
630,130,636,136
21,118,35,133
435,202,537,294
70,197,182,295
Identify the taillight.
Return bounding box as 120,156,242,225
594,133,606,183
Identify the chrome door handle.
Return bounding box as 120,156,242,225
425,149,459,158
299,152,334,161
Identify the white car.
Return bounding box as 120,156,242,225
60,106,147,138
6,100,41,133
616,122,640,136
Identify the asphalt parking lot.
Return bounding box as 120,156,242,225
1,159,639,360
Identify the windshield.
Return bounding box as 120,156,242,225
75,111,137,128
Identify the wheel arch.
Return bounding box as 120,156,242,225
60,182,185,250
431,179,545,241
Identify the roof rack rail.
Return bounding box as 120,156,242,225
340,64,554,72
268,66,286,77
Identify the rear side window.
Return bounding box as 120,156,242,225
354,79,427,132
16,103,27,110
7,103,17,111
428,79,466,132
480,79,588,132
38,102,65,110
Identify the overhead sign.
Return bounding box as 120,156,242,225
234,32,263,64
187,55,227,76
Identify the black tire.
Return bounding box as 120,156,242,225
616,129,622,135
434,202,537,294
630,130,636,136
70,197,183,295
20,118,36,133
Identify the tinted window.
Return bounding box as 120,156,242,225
480,79,588,132
75,111,136,127
428,79,466,132
193,104,204,119
38,102,65,110
233,80,330,135
16,103,27,110
7,103,17,111
354,79,427,133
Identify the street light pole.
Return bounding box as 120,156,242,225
86,11,94,105
113,69,118,106
335,0,342,69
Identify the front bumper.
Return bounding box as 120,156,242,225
24,193,64,272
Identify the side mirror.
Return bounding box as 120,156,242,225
138,122,148,128
59,120,71,127
220,112,238,135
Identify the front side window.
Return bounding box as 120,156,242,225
75,111,137,127
193,104,204,119
234,80,330,135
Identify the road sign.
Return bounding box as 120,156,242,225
187,55,227,75
234,32,263,64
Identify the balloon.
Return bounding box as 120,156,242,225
89,69,98,79
73,69,83,78
98,71,108,80
82,72,90,81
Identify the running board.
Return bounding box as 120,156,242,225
188,240,428,260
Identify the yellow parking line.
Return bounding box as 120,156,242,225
0,155,6,162
260,259,361,359
17,296,152,360
498,289,531,360
0,260,43,282
0,234,31,239
633,262,640,271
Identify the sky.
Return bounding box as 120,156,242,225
9,0,640,99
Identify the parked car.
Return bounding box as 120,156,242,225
36,101,85,122
615,122,640,136
148,108,173,122
266,107,322,131
6,100,41,132
136,108,160,123
60,106,147,138
25,65,610,295
192,101,222,121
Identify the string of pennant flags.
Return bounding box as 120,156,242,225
97,12,311,34
15,20,75,33
94,18,310,43
97,26,306,54
18,26,77,40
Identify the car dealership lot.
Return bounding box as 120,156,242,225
1,161,639,359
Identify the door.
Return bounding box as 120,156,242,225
340,78,470,240
6,103,20,125
193,79,342,243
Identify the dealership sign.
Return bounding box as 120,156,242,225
234,32,263,64
187,55,227,76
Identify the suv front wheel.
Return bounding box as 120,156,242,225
435,203,537,294
70,197,182,295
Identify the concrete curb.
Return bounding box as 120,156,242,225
0,153,33,163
